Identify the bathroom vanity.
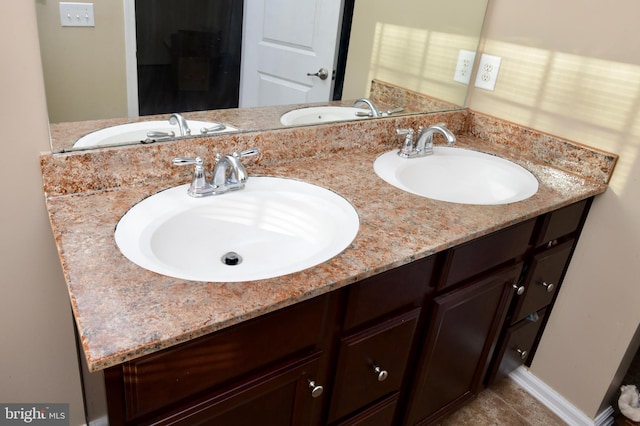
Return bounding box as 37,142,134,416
41,109,616,425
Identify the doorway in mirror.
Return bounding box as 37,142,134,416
135,0,243,116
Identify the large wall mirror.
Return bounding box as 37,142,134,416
36,0,488,152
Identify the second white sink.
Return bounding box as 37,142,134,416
115,177,359,282
374,147,539,205
280,106,371,126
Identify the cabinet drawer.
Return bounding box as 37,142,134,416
441,219,535,290
334,394,397,426
343,256,434,331
511,240,573,324
535,199,589,246
146,352,324,426
115,295,330,421
487,308,547,385
329,309,420,422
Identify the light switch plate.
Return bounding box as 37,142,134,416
453,49,476,84
60,2,95,27
474,54,502,91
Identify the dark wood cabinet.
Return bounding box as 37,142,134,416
90,199,593,426
403,264,523,425
486,198,592,387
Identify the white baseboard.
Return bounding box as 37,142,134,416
509,366,614,426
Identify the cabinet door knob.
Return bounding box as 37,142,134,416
373,365,388,382
307,380,324,398
541,281,555,292
515,348,528,360
512,284,525,296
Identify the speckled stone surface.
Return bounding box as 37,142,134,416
41,109,617,372
370,79,461,114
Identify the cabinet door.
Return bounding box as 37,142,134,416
145,353,325,426
403,264,522,425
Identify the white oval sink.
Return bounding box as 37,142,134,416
115,177,359,282
73,120,238,148
280,106,371,126
374,147,539,205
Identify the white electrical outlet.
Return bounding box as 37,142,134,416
474,54,502,91
453,49,476,84
59,2,95,27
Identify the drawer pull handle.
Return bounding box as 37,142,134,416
515,348,528,360
541,281,555,292
373,365,388,382
512,284,525,296
308,380,324,398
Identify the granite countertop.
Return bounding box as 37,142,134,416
42,110,617,372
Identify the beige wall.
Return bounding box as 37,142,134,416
468,0,640,418
36,0,128,123
0,2,84,425
343,0,487,105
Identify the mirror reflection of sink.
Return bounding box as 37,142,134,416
115,177,359,282
280,106,372,126
374,147,539,205
73,120,239,148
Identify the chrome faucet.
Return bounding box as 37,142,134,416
172,149,259,197
169,113,191,136
396,124,456,158
354,98,381,117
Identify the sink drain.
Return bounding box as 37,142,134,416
221,251,242,266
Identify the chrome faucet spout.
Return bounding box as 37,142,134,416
169,113,191,136
415,124,456,154
212,154,247,190
354,98,381,117
395,124,456,158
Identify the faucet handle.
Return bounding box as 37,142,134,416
172,157,213,197
396,128,415,158
172,156,200,166
236,148,260,158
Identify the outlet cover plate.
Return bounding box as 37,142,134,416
60,2,95,27
453,49,476,84
475,53,502,91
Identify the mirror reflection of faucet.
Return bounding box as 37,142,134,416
354,98,381,117
353,98,404,117
169,113,191,136
172,148,260,197
396,124,456,158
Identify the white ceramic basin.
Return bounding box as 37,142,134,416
280,106,371,126
374,147,539,205
73,120,238,148
115,177,359,282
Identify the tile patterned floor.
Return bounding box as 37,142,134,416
437,378,567,425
